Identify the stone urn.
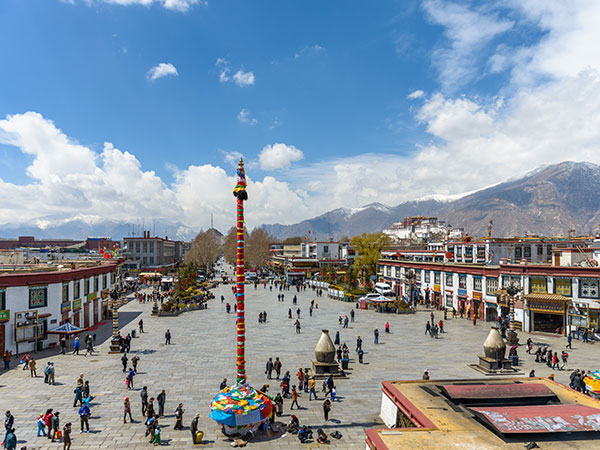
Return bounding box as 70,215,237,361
483,327,506,360
315,330,336,363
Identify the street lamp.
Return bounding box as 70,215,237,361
506,283,521,345
109,287,121,353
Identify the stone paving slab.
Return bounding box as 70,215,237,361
2,265,600,449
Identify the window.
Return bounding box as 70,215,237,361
580,279,600,298
530,277,547,294
149,242,155,253
143,257,147,265
94,276,99,292
103,274,107,290
547,246,552,255
445,273,453,287
415,270,421,282
143,242,148,253
84,278,90,296
424,271,431,283
434,272,441,284
524,246,531,258
465,247,473,257
0,289,5,310
537,245,543,255
456,247,462,257
554,278,572,297
515,247,522,258
111,272,116,284
446,294,453,308
29,286,48,308
74,281,81,299
477,247,485,259
474,277,482,291
385,266,391,277
62,283,69,303
486,277,498,294
135,242,141,253
323,245,329,254
458,275,467,289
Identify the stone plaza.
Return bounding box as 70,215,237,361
2,271,600,449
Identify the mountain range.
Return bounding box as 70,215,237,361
1,161,599,242
261,161,600,240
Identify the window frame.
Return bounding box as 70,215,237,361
29,285,48,309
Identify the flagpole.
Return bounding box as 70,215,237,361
233,159,248,384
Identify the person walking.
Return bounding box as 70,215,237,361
2,350,10,371
124,397,133,423
127,368,135,390
323,399,331,421
274,357,282,379
72,337,80,355
131,355,140,373
3,428,15,450
265,358,274,379
47,362,56,385
3,411,14,445
356,336,362,352
174,403,184,430
552,351,559,370
290,385,301,410
50,411,60,442
43,409,53,438
374,328,379,344
190,414,200,444
121,353,128,373
350,309,355,322
220,378,227,390
274,393,284,417
73,385,83,407
308,377,318,401
36,413,46,437
157,390,166,417
147,398,156,420
334,331,340,346
567,334,572,349
62,422,72,450
78,404,90,433
295,320,301,333
140,386,149,416
165,329,171,345
138,319,144,334
28,356,37,377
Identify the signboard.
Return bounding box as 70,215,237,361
0,310,9,321
61,302,71,314
458,288,467,297
473,292,482,300
433,284,441,293
72,298,82,311
15,310,43,342
87,292,97,302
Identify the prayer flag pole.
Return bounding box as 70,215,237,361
233,159,248,384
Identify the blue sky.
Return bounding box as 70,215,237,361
1,0,599,231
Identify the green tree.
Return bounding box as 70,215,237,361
224,226,249,267
350,232,390,288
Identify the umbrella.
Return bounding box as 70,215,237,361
46,322,88,335
584,370,600,394
209,384,273,430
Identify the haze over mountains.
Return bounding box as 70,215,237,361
262,161,600,240
1,161,599,242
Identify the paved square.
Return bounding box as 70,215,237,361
2,269,600,449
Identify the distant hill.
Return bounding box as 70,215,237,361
262,161,600,239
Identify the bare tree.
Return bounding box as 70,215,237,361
223,226,249,267
186,229,222,270
246,228,272,269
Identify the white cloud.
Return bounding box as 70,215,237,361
237,109,258,125
146,62,178,81
407,89,425,99
258,143,304,170
295,44,325,59
220,150,244,166
96,0,206,12
215,59,255,86
233,70,255,87
423,0,513,90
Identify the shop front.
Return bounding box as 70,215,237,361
445,290,453,309
472,292,484,319
485,301,498,322
72,299,82,327
433,284,441,308
525,293,568,335
458,289,468,316
0,309,9,354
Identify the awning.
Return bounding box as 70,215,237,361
525,293,570,302
47,322,88,335
526,293,569,313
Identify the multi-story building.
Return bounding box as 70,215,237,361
379,255,600,338
383,216,464,243
0,261,119,354
123,231,184,269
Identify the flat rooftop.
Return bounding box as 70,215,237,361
366,377,600,449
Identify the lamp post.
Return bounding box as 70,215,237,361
506,283,521,345
109,287,121,353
